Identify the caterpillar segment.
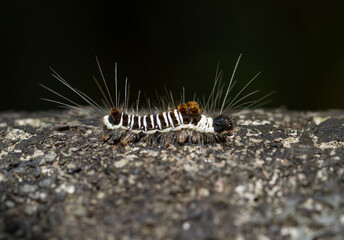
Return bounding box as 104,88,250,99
102,101,233,146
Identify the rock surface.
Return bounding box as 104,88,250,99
0,109,344,239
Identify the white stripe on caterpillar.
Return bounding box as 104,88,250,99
103,111,216,134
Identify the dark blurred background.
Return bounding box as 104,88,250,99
1,1,343,111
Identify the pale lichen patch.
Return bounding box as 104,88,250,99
281,137,299,147
5,128,32,141
15,118,48,128
20,148,45,161
313,116,329,125
316,140,344,150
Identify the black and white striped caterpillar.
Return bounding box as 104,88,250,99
102,101,233,145
42,55,268,146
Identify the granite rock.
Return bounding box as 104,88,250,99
0,109,343,239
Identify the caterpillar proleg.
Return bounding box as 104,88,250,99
41,55,269,146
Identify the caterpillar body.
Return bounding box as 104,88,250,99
42,54,267,147
102,101,232,145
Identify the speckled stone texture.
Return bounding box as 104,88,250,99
0,109,344,240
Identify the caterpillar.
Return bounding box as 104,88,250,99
42,54,268,146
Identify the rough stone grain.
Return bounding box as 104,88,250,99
0,109,343,239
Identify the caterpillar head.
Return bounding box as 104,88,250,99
213,115,233,133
